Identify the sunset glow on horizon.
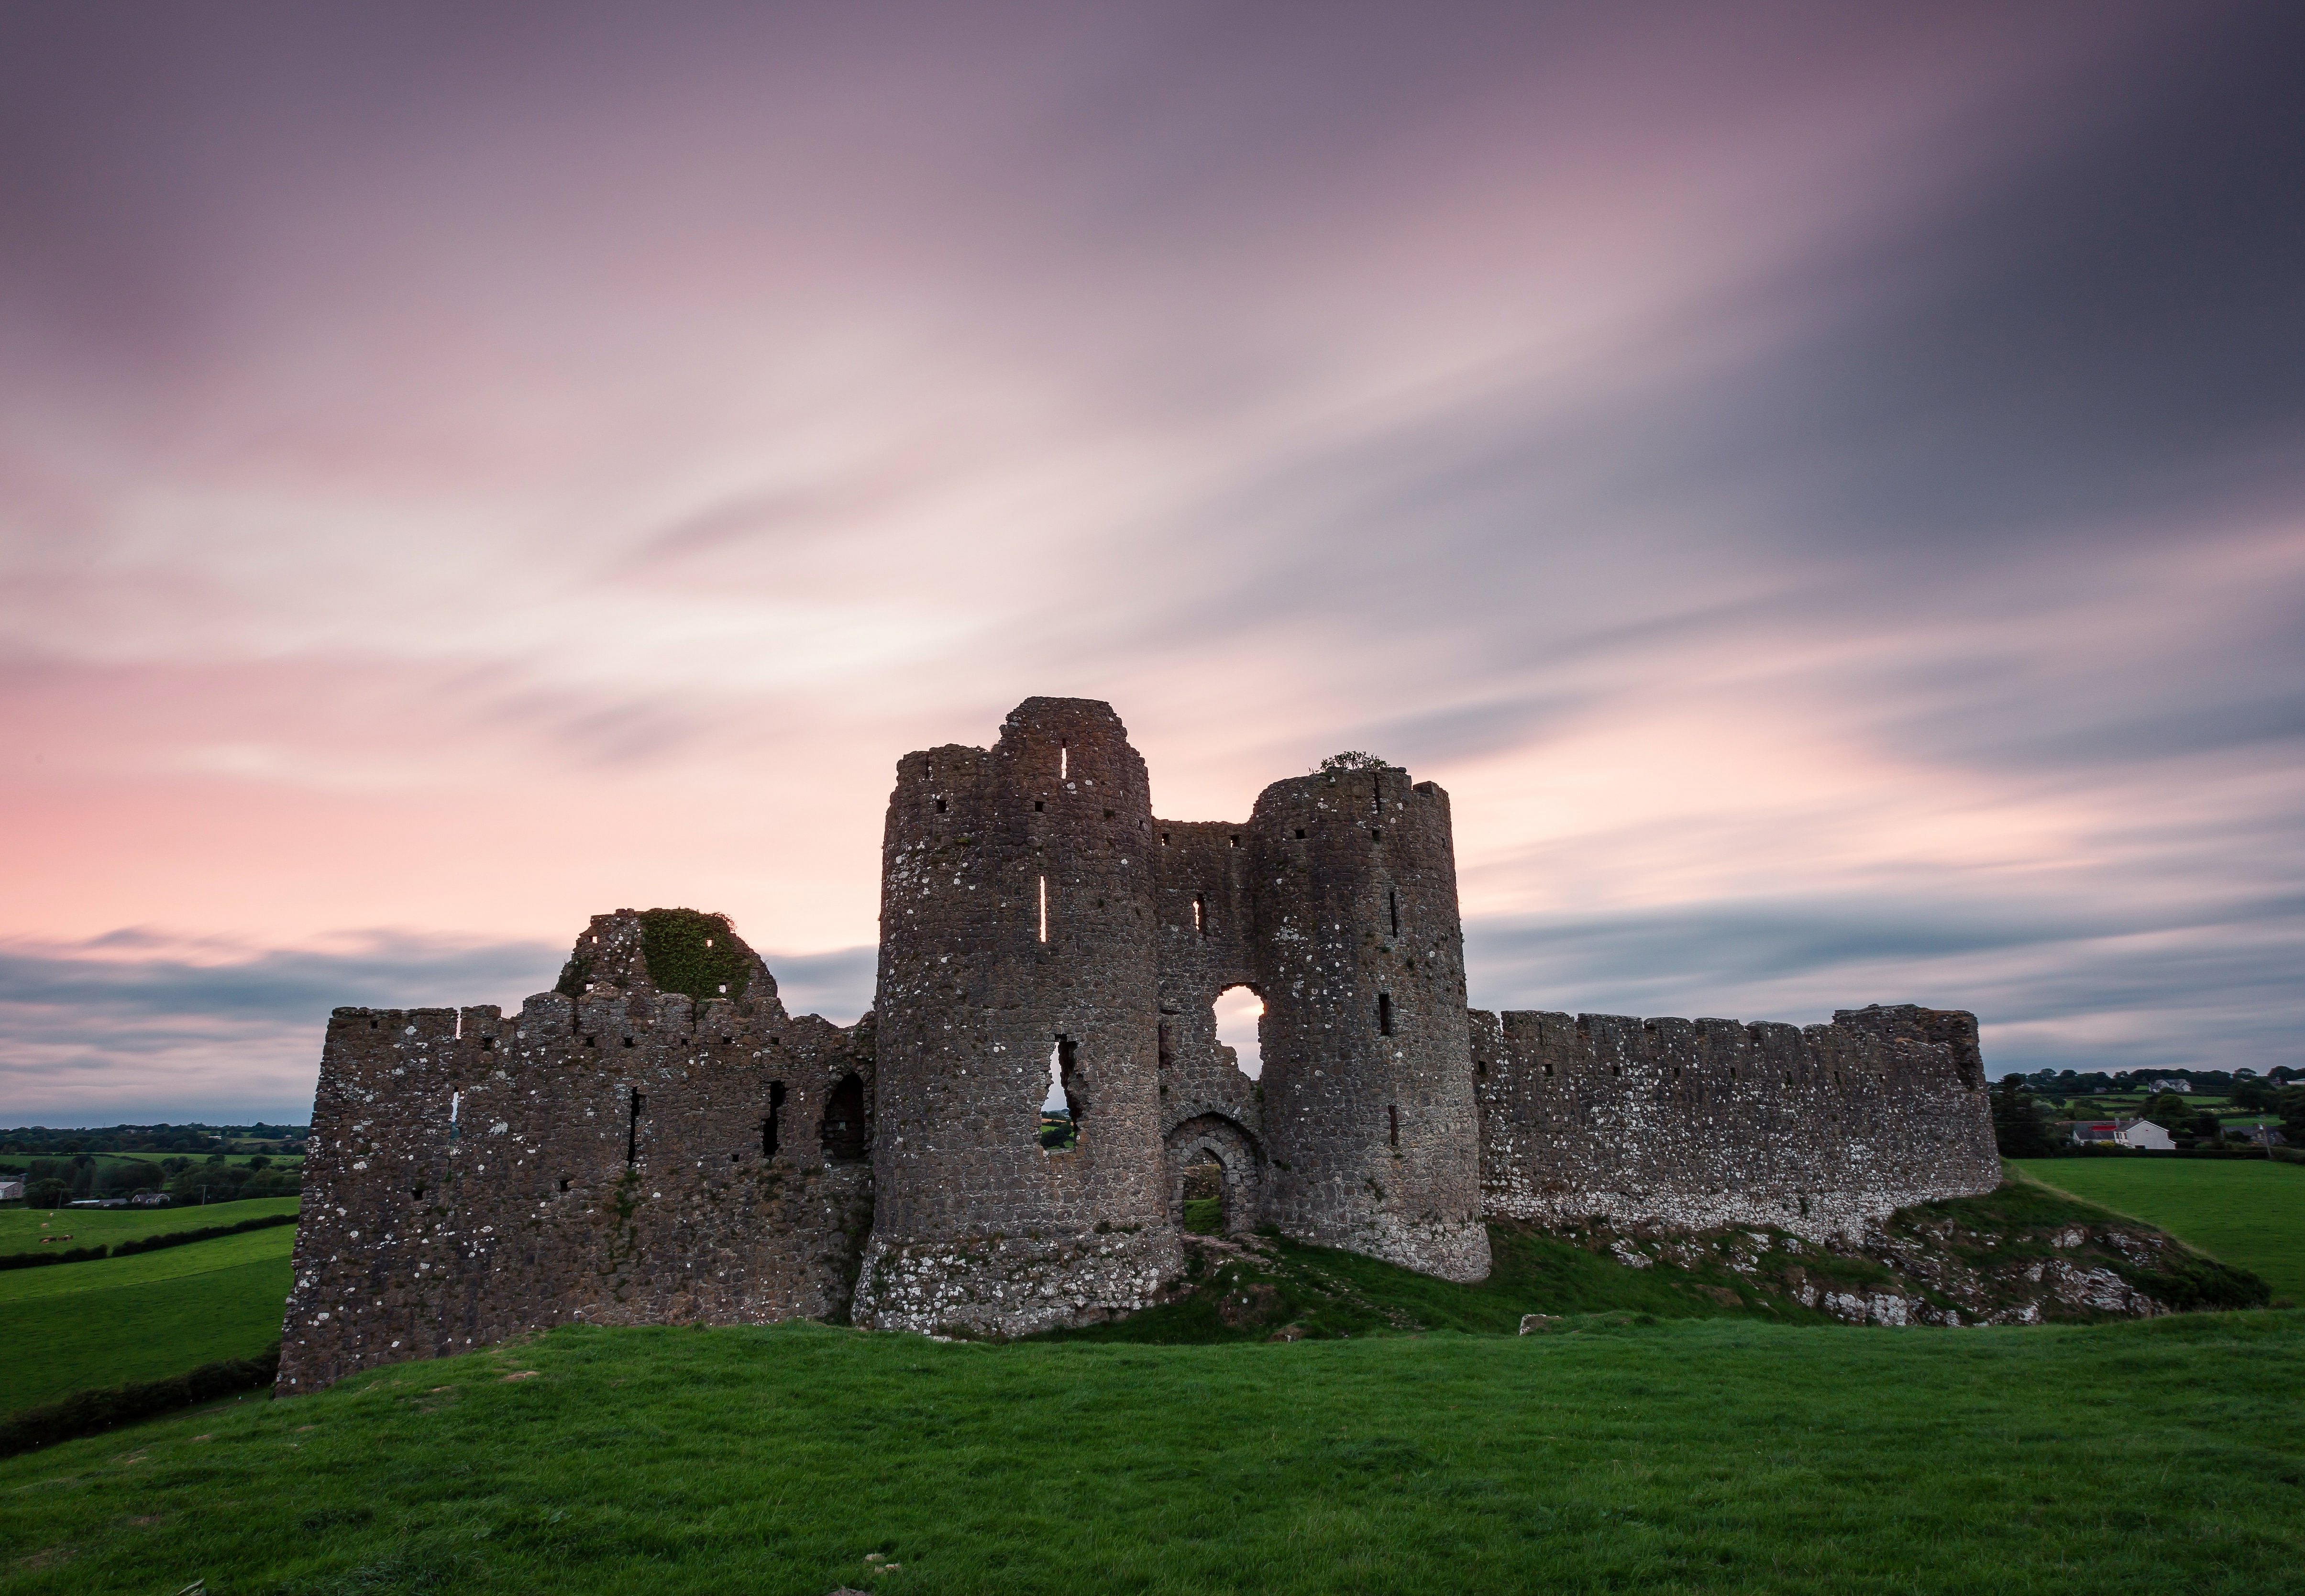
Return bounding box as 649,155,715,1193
2,2,2300,1122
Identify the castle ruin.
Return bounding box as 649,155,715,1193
279,698,1997,1390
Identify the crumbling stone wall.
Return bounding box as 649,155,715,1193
285,694,2003,1380
1470,1003,1997,1242
278,909,873,1393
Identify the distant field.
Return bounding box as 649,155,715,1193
0,1151,301,1180
0,1196,299,1254
2011,1158,2305,1299
0,1223,297,1310
2,1312,2300,1595
0,1249,294,1413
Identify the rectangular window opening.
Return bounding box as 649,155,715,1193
1035,799,1045,812
1378,993,1394,1035
1038,875,1048,943
1388,1104,1400,1146
1388,888,1400,937
1059,743,1068,780
1193,894,1207,935
626,1090,645,1167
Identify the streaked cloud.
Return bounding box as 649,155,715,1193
0,1,2298,1119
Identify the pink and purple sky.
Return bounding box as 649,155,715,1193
3,2,2301,1123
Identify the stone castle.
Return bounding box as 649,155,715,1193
278,698,1998,1391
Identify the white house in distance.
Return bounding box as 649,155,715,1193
2069,1118,2174,1149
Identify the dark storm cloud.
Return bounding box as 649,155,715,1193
0,932,565,1031
0,932,878,1125
1735,4,2305,550
1466,890,2305,1076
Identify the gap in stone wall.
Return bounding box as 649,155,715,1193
1213,985,1263,1078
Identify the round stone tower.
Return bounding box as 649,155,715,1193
852,697,1182,1334
1246,765,1490,1281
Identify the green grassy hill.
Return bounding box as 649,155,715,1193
2011,1158,2305,1299
3,1313,2300,1595
0,1225,297,1412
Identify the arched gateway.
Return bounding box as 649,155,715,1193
1165,1113,1262,1235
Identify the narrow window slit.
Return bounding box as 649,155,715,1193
1041,1035,1081,1151
1388,1105,1400,1146
1037,875,1048,943
626,1090,645,1167
1388,888,1400,936
1378,993,1394,1035
821,1072,868,1159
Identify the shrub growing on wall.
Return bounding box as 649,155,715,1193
639,909,755,1005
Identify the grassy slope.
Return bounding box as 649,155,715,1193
1049,1176,2244,1346
0,1229,297,1412
1046,1222,1826,1346
3,1314,2301,1595
2012,1158,2305,1299
0,1196,299,1253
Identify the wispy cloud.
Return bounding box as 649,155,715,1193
0,2,2298,1115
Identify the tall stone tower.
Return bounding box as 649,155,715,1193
1246,767,1490,1281
852,698,1183,1334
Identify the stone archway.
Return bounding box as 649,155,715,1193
1165,1113,1262,1236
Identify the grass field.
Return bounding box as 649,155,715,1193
2,1312,2299,1595
0,1195,299,1254
2011,1158,2305,1300
0,1227,298,1413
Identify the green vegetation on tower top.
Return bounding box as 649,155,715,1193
639,908,755,1005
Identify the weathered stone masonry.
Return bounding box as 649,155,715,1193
278,910,874,1393
1469,1003,1997,1242
282,695,1997,1385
